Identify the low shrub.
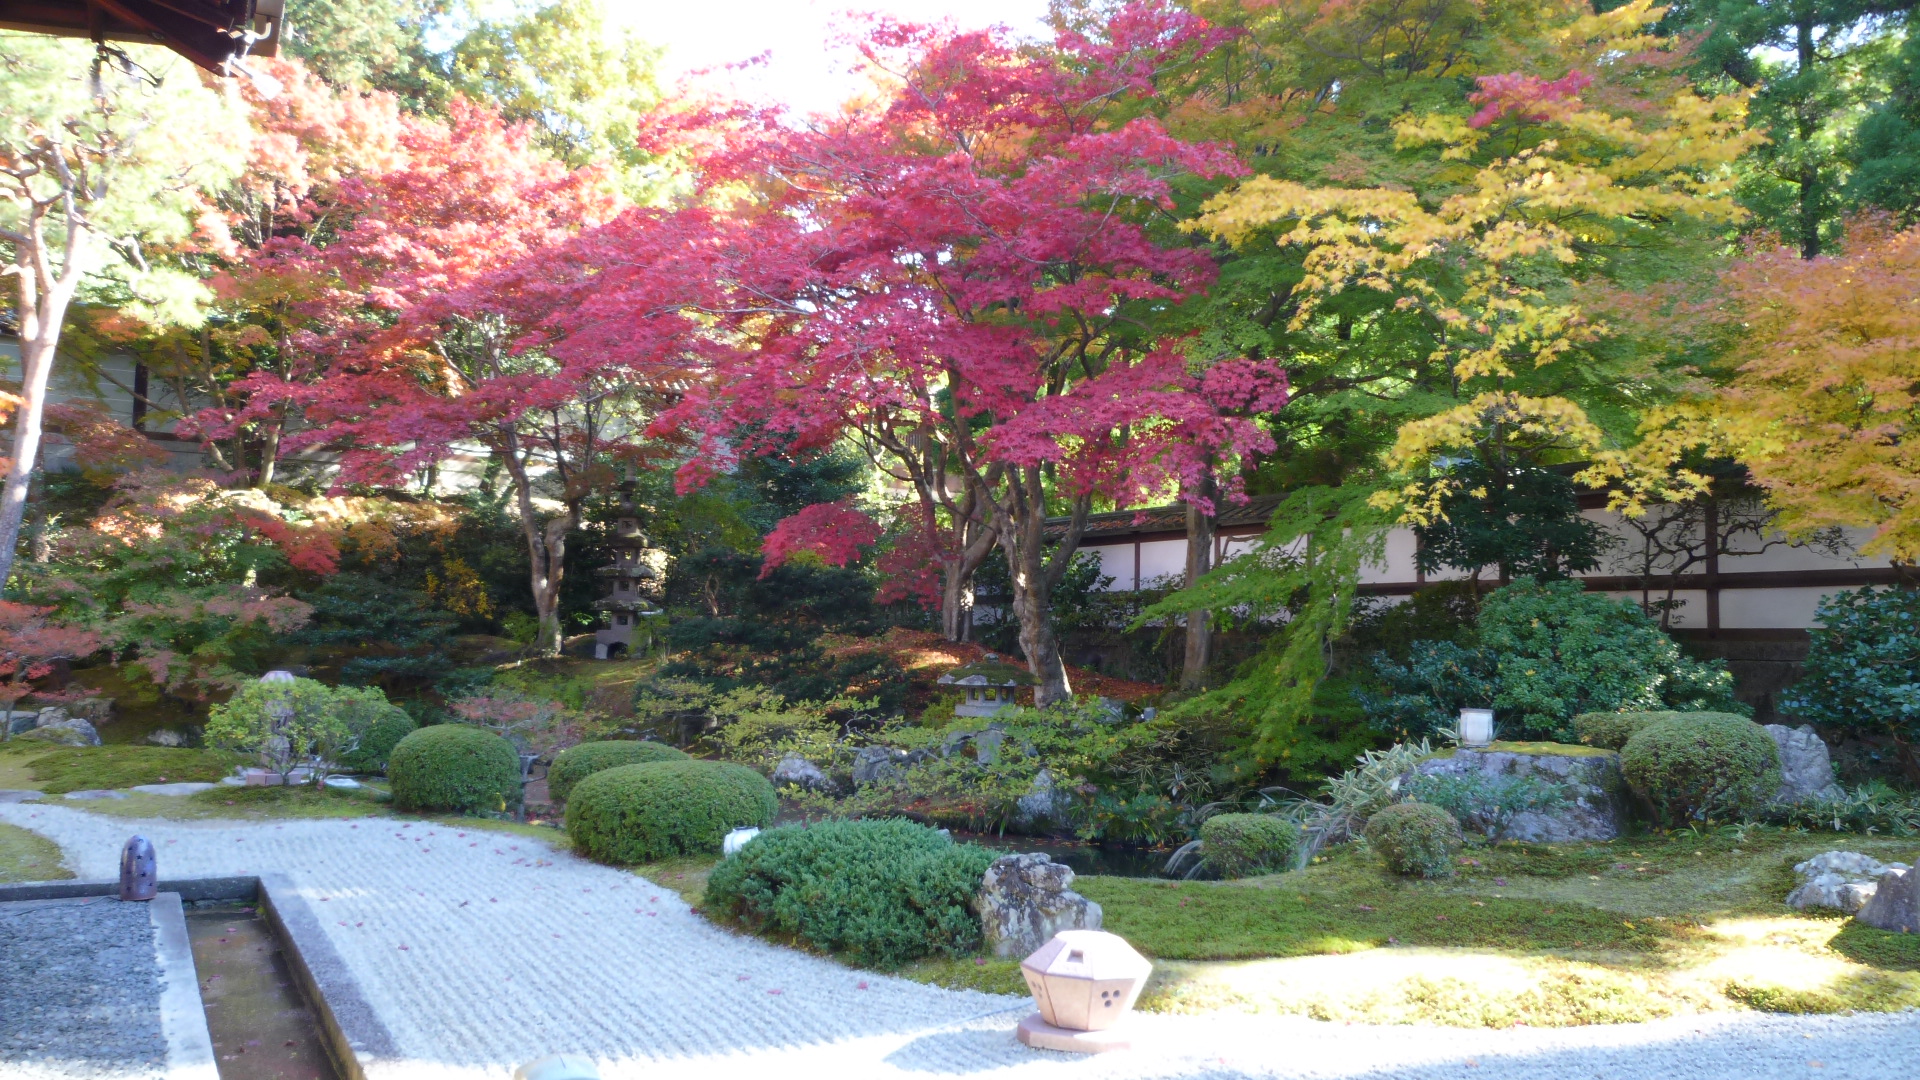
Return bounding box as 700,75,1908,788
546,740,688,803
386,725,521,813
332,689,416,774
565,760,776,864
703,819,996,967
1366,801,1464,878
1620,712,1781,824
1200,813,1299,879
1404,771,1568,840
1572,711,1681,751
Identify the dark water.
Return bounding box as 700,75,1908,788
185,905,339,1080
956,832,1173,878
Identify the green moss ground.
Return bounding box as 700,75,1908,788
0,821,70,882
0,742,245,794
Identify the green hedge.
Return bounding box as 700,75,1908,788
547,740,688,803
1620,712,1781,824
704,819,996,968
1571,711,1684,751
1201,813,1298,879
565,760,775,864
335,701,416,774
1366,801,1463,878
387,725,521,813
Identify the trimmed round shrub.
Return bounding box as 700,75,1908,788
387,724,521,814
547,740,688,803
566,760,775,864
1365,801,1464,878
703,819,996,967
333,695,416,774
1200,813,1299,879
1621,712,1781,824
1572,711,1681,751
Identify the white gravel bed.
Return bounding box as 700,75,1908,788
3,802,1917,1080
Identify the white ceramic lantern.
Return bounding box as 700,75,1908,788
1459,708,1495,747
1016,930,1152,1053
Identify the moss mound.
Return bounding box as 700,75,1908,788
565,760,775,864
704,819,996,967
1620,712,1781,824
547,740,688,803
1201,813,1299,879
1366,801,1464,878
1574,711,1695,751
386,725,521,814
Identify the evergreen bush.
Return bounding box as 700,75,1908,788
1572,711,1680,751
387,724,521,813
565,760,776,864
1200,813,1298,878
1784,587,1920,782
547,740,688,803
703,819,996,967
1620,712,1781,824
331,687,416,774
1365,801,1464,878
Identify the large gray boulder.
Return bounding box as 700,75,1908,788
1856,864,1920,933
852,745,906,787
1412,744,1627,842
977,853,1102,959
1765,725,1842,803
769,753,833,793
18,716,101,747
1011,768,1073,832
1786,851,1904,913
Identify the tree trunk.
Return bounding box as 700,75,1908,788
986,466,1090,707
500,433,579,659
0,267,81,592
257,412,283,488
1182,479,1216,690
939,516,996,643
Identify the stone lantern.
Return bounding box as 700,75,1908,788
1016,929,1152,1053
937,654,1035,719
119,835,157,901
592,483,668,660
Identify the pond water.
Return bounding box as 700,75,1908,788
185,904,340,1080
956,832,1175,878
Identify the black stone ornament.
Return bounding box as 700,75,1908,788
119,835,156,901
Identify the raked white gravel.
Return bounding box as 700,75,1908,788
3,803,1917,1080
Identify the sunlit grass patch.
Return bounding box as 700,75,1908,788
13,744,245,794
0,821,70,883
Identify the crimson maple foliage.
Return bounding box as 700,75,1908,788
567,4,1283,702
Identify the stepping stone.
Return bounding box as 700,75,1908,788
130,782,218,797
0,789,43,803
62,789,130,800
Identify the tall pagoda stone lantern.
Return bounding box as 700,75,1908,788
592,484,667,660
938,654,1035,718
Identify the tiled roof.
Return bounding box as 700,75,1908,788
1044,493,1283,541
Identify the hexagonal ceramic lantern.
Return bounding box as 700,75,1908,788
1017,930,1151,1052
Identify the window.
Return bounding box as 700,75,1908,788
616,614,630,626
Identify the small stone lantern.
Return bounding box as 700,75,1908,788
1016,929,1152,1053
119,835,157,901
937,655,1035,719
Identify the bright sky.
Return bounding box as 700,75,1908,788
607,0,1054,114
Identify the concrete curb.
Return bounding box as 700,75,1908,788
149,892,220,1080
0,876,396,1080
260,872,398,1080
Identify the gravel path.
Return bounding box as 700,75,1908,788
3,803,1918,1080
0,895,167,1080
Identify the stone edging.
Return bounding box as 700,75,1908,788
149,892,219,1080
0,876,396,1080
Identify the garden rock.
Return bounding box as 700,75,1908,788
944,724,1010,764
1786,851,1904,913
1412,744,1626,843
16,717,101,747
852,746,906,787
977,852,1102,958
1011,768,1073,832
1856,864,1920,933
770,754,834,793
145,729,188,748
1765,724,1842,803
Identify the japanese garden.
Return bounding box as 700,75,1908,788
3,1,1920,1078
